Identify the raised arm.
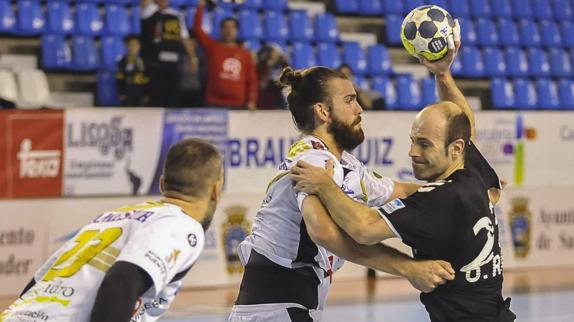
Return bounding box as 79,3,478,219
418,22,476,140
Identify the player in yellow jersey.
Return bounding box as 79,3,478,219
1,138,223,322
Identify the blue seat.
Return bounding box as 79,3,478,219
421,77,437,106
552,0,572,21
243,39,261,52
513,78,537,109
170,0,188,8
186,7,213,35
97,71,119,106
461,46,484,77
336,0,359,14
531,0,553,21
561,21,574,49
448,0,470,17
469,0,491,17
497,19,519,47
263,11,288,42
451,53,464,77
238,0,263,10
41,34,72,69
262,0,287,11
316,43,341,69
490,0,512,18
518,20,541,47
505,47,528,77
342,42,367,75
383,0,403,14
101,36,125,71
527,48,550,77
430,0,449,10
212,8,235,38
263,40,288,53
558,79,574,109
353,75,369,91
397,76,421,110
291,42,316,69
476,18,498,46
359,0,383,16
238,9,262,40
459,18,477,46
104,4,130,36
0,1,16,33
314,13,339,43
366,44,392,75
483,47,506,76
288,10,313,42
511,0,532,19
371,76,398,109
405,0,425,14
76,2,103,35
491,78,514,109
549,49,572,77
540,20,561,48
47,1,74,34
17,0,45,35
536,79,559,109
130,6,141,34
72,36,99,71
385,15,402,45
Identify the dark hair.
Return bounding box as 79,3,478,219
162,138,222,198
124,34,140,43
278,66,347,133
220,17,239,29
444,111,471,155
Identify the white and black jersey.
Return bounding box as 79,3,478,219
233,136,394,320
378,142,516,322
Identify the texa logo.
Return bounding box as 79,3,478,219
17,138,61,178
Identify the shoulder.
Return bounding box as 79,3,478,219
287,136,329,158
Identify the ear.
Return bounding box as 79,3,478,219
313,102,330,123
449,138,465,159
210,179,223,202
159,175,165,193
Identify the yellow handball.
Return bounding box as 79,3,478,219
401,5,455,61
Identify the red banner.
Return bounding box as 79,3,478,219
0,110,64,198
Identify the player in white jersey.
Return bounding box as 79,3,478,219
229,66,456,322
1,138,224,322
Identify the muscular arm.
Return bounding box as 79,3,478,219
302,196,410,276
390,181,421,199
90,261,153,322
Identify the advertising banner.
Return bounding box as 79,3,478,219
63,108,164,196
0,110,64,198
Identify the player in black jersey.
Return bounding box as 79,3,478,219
290,38,516,322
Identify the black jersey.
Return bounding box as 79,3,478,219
378,142,515,321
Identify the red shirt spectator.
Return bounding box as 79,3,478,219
194,3,258,110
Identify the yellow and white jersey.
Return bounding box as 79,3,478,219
1,201,205,322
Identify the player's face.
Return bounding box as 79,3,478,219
155,0,169,9
408,111,452,181
326,78,364,151
220,20,238,43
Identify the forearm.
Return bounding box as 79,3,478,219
435,72,476,138
90,277,139,322
390,181,421,199
318,181,381,239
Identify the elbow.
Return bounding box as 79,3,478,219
351,230,380,246
306,225,337,248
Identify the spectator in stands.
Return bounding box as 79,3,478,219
140,0,197,107
193,0,258,110
116,35,148,107
337,63,386,110
256,44,288,109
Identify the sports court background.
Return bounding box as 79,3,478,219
2,0,574,320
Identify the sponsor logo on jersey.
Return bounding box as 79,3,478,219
165,249,181,269
145,251,167,278
381,199,406,214
187,233,197,247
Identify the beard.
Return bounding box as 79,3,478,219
201,199,217,231
328,115,365,152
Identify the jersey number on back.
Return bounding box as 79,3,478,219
42,228,123,281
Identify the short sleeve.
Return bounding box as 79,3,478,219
465,140,501,189
376,186,454,255
363,169,395,207
292,149,344,210
116,216,204,296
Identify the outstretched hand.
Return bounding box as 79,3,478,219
418,19,461,76
289,160,335,194
405,259,456,293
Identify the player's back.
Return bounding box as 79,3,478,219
2,201,204,322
